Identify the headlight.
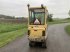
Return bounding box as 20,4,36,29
42,31,45,36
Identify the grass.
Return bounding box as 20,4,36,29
0,23,27,33
48,18,70,25
65,25,70,35
0,23,27,47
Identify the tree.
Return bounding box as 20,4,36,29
68,10,70,16
47,14,53,22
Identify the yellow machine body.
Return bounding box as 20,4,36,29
28,6,48,42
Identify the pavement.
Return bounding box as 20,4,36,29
0,23,70,52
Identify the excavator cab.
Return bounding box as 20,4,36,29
27,4,48,48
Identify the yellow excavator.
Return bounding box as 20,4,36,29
27,4,48,48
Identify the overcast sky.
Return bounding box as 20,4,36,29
0,0,70,18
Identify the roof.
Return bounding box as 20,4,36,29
29,6,48,11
